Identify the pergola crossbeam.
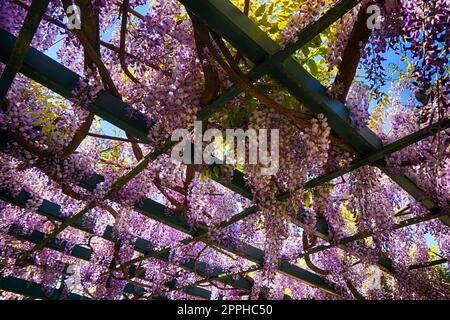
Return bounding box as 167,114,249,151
0,0,448,300
7,224,212,299
0,276,88,300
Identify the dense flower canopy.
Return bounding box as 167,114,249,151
0,0,448,300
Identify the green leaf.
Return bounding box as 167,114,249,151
255,4,265,17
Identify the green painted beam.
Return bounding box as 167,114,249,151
104,204,258,276
0,234,152,298
16,150,163,265
9,224,93,261
1,114,448,290
0,276,88,300
111,194,338,294
296,207,449,259
0,0,49,102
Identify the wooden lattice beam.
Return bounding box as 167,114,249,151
0,0,49,102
